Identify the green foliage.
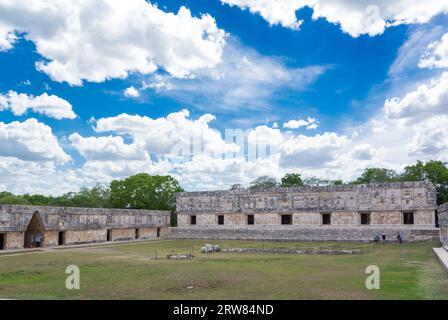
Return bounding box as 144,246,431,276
230,184,243,190
281,173,304,187
331,179,344,186
353,168,399,184
0,174,183,211
110,173,183,211
249,176,278,190
402,160,448,205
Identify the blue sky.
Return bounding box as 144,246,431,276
0,0,447,194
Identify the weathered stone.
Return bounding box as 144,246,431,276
439,202,448,246
173,182,438,242
221,247,362,255
0,205,171,250
167,253,194,260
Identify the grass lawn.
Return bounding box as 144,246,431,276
0,239,447,300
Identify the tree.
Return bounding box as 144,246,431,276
402,160,448,205
230,184,243,190
281,173,304,187
331,179,344,186
110,173,183,211
249,176,277,190
303,177,331,186
0,192,28,205
354,168,399,184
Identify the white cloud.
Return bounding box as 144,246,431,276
0,119,70,163
0,91,77,119
0,25,16,51
279,132,349,168
93,109,239,157
384,72,448,122
222,0,305,30
348,144,378,161
221,0,448,37
123,86,140,98
69,133,148,162
141,76,173,92
140,40,327,112
409,116,448,158
283,117,319,129
247,125,283,146
419,32,448,69
0,0,226,85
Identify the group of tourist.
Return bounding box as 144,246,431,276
374,232,403,244
30,234,44,248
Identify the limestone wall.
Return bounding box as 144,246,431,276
0,205,171,232
64,229,108,245
439,203,448,245
4,232,24,250
169,226,439,242
176,182,437,227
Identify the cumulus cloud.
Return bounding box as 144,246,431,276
279,132,349,168
384,72,448,122
0,0,226,85
123,86,140,98
419,32,448,69
0,119,70,163
408,116,448,158
0,91,76,119
81,109,240,160
140,40,327,112
221,0,448,37
69,133,148,162
283,117,319,130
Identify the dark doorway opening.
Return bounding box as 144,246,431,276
58,232,65,246
322,213,332,225
0,233,5,250
190,215,197,225
157,228,161,238
218,215,225,225
247,215,255,225
435,212,439,228
403,212,414,225
135,229,140,240
360,213,371,225
24,212,45,248
281,214,292,225
107,230,112,242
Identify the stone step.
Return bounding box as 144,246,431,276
433,247,448,272
412,230,439,235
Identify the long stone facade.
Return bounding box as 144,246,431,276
439,202,448,246
172,182,439,242
0,205,170,250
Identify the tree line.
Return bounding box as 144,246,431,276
240,160,448,205
0,173,183,212
1,161,447,214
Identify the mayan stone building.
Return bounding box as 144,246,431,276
0,205,170,250
439,202,448,246
172,182,439,242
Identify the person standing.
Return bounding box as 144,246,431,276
397,233,402,244
35,234,42,248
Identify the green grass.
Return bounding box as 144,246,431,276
0,240,447,300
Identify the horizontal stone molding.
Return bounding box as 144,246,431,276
0,205,171,232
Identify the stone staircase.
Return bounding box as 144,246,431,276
169,226,439,242
433,246,448,271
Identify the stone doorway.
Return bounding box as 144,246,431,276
24,212,45,248
0,233,5,250
58,231,65,246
